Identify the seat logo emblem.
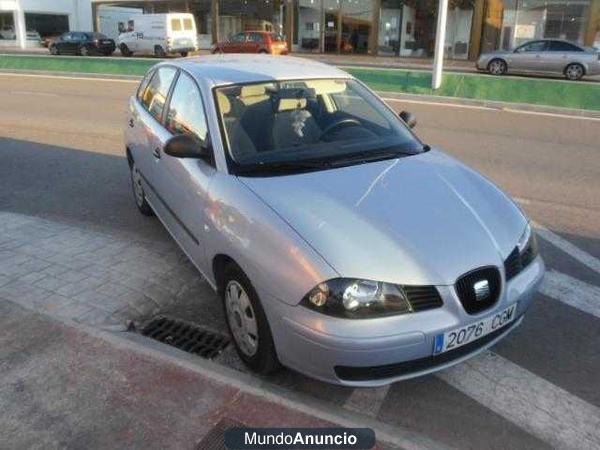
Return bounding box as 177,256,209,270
473,280,490,301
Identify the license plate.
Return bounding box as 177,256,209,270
433,304,517,355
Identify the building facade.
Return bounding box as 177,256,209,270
1,0,599,58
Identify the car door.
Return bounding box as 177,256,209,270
129,66,178,204
225,32,247,53
246,32,263,53
545,40,584,73
148,70,216,273
57,33,76,54
510,40,549,72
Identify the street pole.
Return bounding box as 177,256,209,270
431,0,449,89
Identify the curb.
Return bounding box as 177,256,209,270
6,297,448,450
378,91,600,119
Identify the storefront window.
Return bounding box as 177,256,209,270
499,0,592,50
297,0,323,52
218,0,282,41
379,0,403,55
445,0,475,59
0,12,16,41
340,0,373,53
323,0,340,52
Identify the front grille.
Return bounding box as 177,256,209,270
404,285,443,312
335,315,520,381
455,267,501,314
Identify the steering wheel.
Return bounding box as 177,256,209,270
319,118,362,140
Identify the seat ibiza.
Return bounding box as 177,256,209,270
125,55,544,386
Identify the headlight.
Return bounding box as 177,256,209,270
518,223,538,267
301,278,413,319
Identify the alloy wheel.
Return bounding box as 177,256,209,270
489,60,506,75
225,280,259,357
566,64,583,81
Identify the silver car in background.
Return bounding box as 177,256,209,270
477,39,600,80
125,55,544,386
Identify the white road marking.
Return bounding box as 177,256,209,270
540,270,600,319
512,196,531,205
11,90,59,97
0,72,138,83
438,350,600,449
344,385,391,417
533,221,600,276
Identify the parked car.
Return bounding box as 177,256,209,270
477,39,600,81
212,31,288,55
42,34,62,48
125,55,544,386
118,13,198,57
49,32,116,56
0,26,41,45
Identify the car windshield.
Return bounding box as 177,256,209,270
215,78,423,175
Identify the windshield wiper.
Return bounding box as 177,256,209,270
235,159,333,175
326,148,414,167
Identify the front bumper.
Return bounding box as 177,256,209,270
265,256,545,386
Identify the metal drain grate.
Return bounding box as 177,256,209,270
196,418,246,450
141,317,230,359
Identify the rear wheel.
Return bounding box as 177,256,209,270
220,263,280,374
120,44,132,57
79,45,89,57
154,45,166,58
180,51,189,57
488,58,507,75
258,49,268,54
565,63,584,81
130,162,154,216
50,45,59,56
212,47,223,54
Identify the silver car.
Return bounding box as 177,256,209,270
125,55,545,386
477,39,600,80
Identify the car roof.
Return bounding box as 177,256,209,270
172,55,351,87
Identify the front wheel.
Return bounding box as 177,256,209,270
221,264,280,374
565,63,584,81
50,45,59,56
120,44,132,57
154,45,166,58
130,162,154,216
488,58,507,75
180,51,188,57
79,46,89,57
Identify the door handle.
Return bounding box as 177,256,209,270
128,118,135,128
152,147,161,159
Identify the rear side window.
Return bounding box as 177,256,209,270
549,41,582,52
183,18,193,30
518,41,548,52
165,72,209,144
171,19,182,31
141,67,177,122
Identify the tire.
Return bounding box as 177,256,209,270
258,49,268,54
154,45,166,58
488,58,507,75
50,45,59,56
120,44,132,57
180,51,188,57
130,162,154,216
212,48,223,54
220,263,280,374
564,63,584,81
79,45,89,57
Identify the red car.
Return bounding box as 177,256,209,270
212,31,288,55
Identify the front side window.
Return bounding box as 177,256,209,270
183,18,194,31
165,72,209,144
171,19,182,31
215,78,422,175
141,67,177,122
249,33,264,43
518,41,548,52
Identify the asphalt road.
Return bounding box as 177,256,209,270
1,73,599,450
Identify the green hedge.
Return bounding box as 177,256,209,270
346,68,600,111
1,54,599,110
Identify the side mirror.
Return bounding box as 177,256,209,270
399,111,417,129
164,134,211,159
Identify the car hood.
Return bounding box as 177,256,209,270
240,150,527,285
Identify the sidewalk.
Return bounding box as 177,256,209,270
1,299,432,450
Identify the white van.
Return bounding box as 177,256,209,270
118,13,198,57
